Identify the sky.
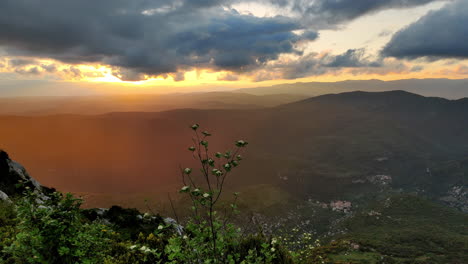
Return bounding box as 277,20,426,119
0,0,467,96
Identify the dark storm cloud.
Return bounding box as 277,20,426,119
278,49,382,79
322,49,382,67
111,68,145,82
0,0,315,80
382,0,468,59
0,0,448,81
290,0,445,24
257,0,446,27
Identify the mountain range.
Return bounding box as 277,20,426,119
0,90,467,211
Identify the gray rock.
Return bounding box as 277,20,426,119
164,217,184,235
0,190,11,203
9,159,42,191
0,150,43,196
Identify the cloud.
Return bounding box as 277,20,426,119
172,72,185,82
262,0,445,26
40,64,57,73
0,0,319,81
410,65,424,72
8,58,37,67
111,68,145,82
378,29,394,37
279,53,325,79
259,49,383,80
310,0,442,21
382,0,468,59
15,66,41,75
0,0,451,82
322,49,382,67
217,73,240,81
62,66,83,79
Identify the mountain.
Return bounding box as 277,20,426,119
0,91,467,210
0,92,307,115
237,79,468,99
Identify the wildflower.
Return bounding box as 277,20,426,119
235,140,248,147
223,163,231,171
129,245,137,250
140,246,148,251
188,146,196,152
201,140,208,147
208,158,215,166
212,169,223,177
158,225,164,230
192,188,201,196
183,168,192,175
271,238,277,245
180,186,190,192
191,124,199,130
271,247,276,252
183,235,188,240
203,193,210,198
236,155,243,161
215,152,223,158
202,131,211,136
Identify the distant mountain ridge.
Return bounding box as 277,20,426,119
284,90,468,112
237,78,468,99
0,92,307,116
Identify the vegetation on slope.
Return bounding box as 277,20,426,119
326,194,468,264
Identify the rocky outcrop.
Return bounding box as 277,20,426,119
0,150,44,199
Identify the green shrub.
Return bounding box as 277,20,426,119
0,200,17,263
3,192,112,264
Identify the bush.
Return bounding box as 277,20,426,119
3,192,112,264
0,200,17,263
